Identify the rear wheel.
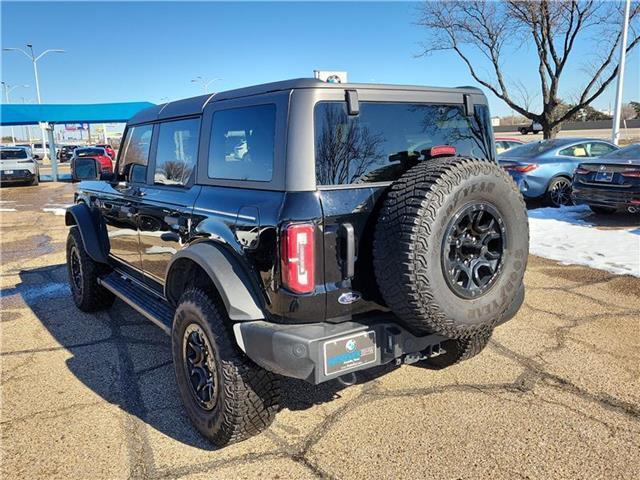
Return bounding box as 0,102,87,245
172,288,280,446
519,128,528,135
589,205,617,215
373,157,529,340
66,227,114,311
545,176,573,207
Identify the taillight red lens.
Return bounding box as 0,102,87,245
505,164,538,173
575,167,589,174
281,223,315,294
622,168,640,178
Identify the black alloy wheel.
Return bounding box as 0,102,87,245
182,323,218,411
549,177,573,207
69,245,83,296
442,202,506,299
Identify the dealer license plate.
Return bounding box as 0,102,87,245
323,331,376,376
595,171,614,182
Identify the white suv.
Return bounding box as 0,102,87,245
0,146,39,186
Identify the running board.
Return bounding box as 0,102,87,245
99,272,173,335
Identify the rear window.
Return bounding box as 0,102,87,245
77,148,104,157
314,102,494,185
1,149,28,160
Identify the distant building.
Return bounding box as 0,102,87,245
491,116,501,127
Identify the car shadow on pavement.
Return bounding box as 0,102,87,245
11,265,398,450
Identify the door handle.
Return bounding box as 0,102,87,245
338,223,355,279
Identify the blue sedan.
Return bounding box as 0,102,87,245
498,138,619,207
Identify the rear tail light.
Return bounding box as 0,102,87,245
575,167,590,174
281,223,315,294
504,164,538,173
622,168,640,178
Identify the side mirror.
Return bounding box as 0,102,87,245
71,158,100,182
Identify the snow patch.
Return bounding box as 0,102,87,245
528,205,640,277
0,208,17,212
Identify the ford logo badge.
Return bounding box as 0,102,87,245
338,292,361,305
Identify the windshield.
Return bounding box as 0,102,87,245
1,149,28,160
77,148,104,157
499,140,567,158
314,101,494,185
601,143,640,160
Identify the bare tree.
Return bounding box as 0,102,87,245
419,1,640,138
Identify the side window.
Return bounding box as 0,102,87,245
154,118,200,186
208,104,275,182
119,124,153,182
559,143,589,158
588,142,617,157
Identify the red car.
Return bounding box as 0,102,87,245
72,147,113,174
95,144,116,159
495,137,525,155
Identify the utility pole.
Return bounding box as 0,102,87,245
612,0,631,145
3,44,65,159
1,82,29,144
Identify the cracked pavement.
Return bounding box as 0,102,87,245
1,183,639,479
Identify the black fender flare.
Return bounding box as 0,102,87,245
165,242,264,321
65,203,110,264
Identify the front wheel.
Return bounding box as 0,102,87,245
66,227,114,311
172,289,280,447
545,177,573,207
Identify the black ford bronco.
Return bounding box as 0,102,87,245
65,78,528,446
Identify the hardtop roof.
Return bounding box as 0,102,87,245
128,78,484,125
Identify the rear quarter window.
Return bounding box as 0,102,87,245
314,101,494,186
208,104,275,182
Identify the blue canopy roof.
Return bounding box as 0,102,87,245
0,102,155,126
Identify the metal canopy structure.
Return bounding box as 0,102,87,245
0,101,155,126
0,101,154,181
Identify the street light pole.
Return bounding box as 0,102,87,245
191,76,221,94
1,82,29,144
612,0,631,146
3,44,65,159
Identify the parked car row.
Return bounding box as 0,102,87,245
0,143,115,187
498,138,640,214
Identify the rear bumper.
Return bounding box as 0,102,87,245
234,317,446,384
0,169,35,183
572,184,640,209
506,171,547,199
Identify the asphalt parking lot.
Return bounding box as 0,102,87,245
1,183,639,479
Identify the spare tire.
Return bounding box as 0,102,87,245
373,157,528,339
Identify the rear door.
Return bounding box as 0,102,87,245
312,93,495,320
136,117,201,287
